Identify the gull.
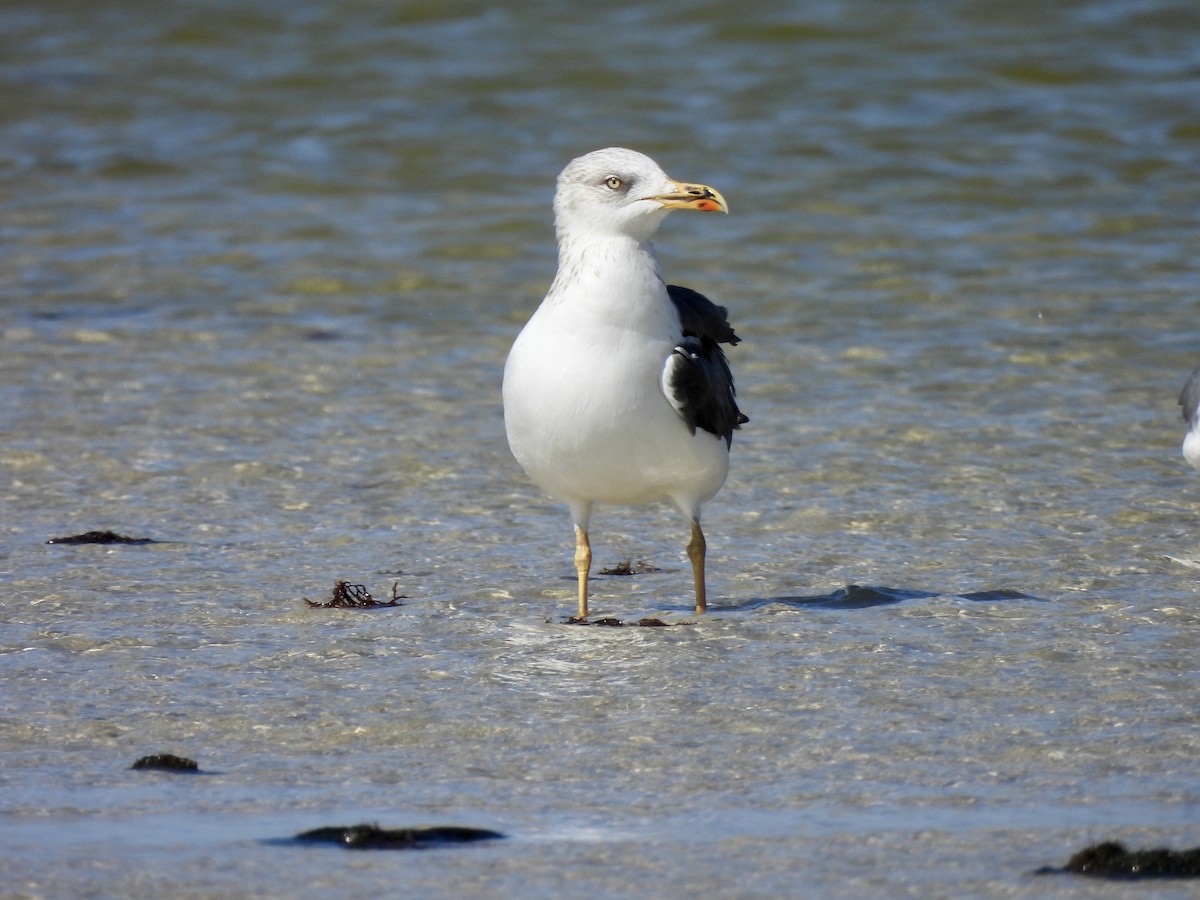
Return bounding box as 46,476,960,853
1179,364,1200,469
503,147,746,618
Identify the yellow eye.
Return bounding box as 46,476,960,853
604,176,623,191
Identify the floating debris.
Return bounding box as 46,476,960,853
305,580,405,608
293,823,504,850
48,530,157,545
599,559,661,576
566,616,687,627
130,753,199,772
1037,841,1200,879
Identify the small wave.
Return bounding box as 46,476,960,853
732,585,1043,611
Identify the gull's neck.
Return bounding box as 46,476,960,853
547,232,667,314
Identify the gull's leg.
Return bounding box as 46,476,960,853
687,518,707,614
574,525,591,619
569,500,594,619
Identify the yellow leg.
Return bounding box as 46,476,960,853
687,519,707,614
574,525,592,619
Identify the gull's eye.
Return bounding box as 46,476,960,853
604,175,624,191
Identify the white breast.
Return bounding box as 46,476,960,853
502,250,730,512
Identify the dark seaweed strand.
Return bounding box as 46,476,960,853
48,530,156,545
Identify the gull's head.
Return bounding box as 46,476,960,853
553,147,727,245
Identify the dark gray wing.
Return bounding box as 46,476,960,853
1180,364,1200,425
668,284,741,345
662,284,748,447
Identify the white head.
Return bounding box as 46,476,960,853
553,147,727,245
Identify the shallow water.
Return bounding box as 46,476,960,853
2,0,1199,896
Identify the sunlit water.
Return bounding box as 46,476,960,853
2,1,1199,896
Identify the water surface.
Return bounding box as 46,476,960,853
2,1,1199,896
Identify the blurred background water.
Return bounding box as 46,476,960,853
2,0,1199,896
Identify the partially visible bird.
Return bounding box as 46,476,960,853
1179,364,1200,469
502,147,747,618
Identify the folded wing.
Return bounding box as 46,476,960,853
661,284,749,447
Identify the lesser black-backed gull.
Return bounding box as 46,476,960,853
503,147,747,618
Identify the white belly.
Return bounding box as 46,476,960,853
1184,427,1200,470
503,311,729,511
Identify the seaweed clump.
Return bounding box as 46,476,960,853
130,754,199,772
305,580,404,608
599,559,661,576
294,823,504,850
1038,841,1200,879
48,530,156,545
565,616,684,627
